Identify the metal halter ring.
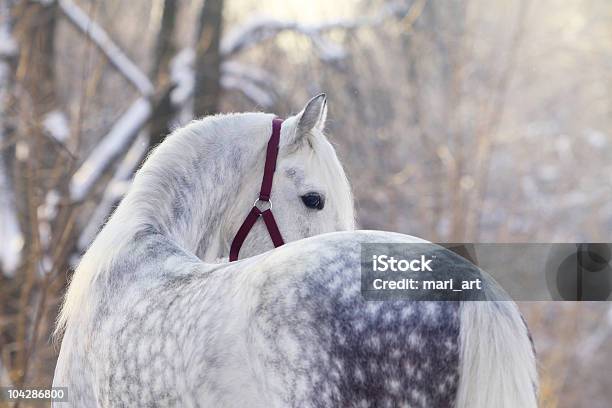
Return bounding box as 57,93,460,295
253,198,272,212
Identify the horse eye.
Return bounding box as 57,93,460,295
301,193,325,210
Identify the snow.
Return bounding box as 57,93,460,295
0,0,15,107
41,190,60,222
222,61,277,107
223,61,275,88
0,29,17,58
170,48,195,107
70,98,151,201
0,0,17,58
221,3,409,60
309,34,347,62
221,75,275,108
163,7,412,114
221,17,346,62
43,110,70,142
170,49,277,109
0,356,12,387
58,0,154,96
38,190,61,256
0,0,22,277
0,153,23,277
585,129,608,148
221,17,291,56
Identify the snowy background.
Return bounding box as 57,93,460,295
1,0,612,406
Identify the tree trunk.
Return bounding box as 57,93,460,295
10,0,58,388
149,0,178,148
193,0,224,117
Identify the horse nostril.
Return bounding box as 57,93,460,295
301,193,325,210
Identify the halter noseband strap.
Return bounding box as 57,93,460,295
229,118,285,261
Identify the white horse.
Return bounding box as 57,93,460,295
53,95,537,407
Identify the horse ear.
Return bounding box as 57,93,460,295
297,93,327,134
281,94,327,148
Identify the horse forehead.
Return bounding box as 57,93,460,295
280,144,335,176
280,163,330,194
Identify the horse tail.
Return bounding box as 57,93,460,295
455,301,538,408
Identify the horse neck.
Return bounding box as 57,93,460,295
55,115,275,336
114,115,269,261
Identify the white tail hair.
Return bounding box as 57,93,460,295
455,301,538,408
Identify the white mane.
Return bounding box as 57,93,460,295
306,128,355,228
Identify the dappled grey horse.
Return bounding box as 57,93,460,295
53,95,537,407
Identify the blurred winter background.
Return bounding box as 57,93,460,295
1,0,612,406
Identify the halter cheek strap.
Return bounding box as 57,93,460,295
229,118,285,261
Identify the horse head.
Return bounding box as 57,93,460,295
222,94,355,260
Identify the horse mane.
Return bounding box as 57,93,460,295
307,129,355,230
54,114,244,339
54,112,355,340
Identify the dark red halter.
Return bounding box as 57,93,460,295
229,118,285,261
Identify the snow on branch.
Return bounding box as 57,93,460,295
0,158,23,278
0,129,23,277
72,44,282,212
170,48,278,109
65,0,419,204
221,75,275,109
0,1,17,59
0,0,21,278
222,61,277,108
221,1,411,59
221,17,345,62
222,61,276,90
171,3,414,111
64,2,414,197
70,98,151,202
43,110,70,142
169,48,196,107
58,0,154,96
221,75,275,108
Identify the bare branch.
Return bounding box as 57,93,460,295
222,61,277,108
221,75,275,109
170,49,278,109
70,98,151,202
221,1,410,58
222,61,275,88
58,0,154,96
